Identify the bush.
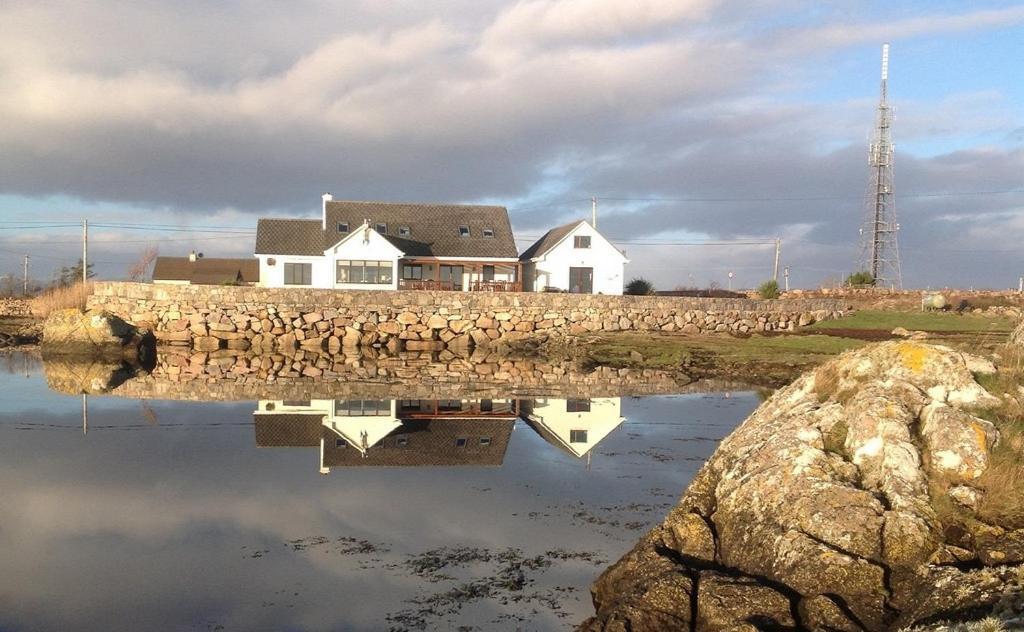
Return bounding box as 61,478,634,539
30,282,94,317
845,271,875,287
625,278,655,296
757,280,780,299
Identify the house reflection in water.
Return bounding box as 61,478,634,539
520,398,625,468
253,397,625,473
253,399,519,474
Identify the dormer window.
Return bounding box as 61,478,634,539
398,226,411,237
337,222,349,233
482,228,494,238
458,226,470,237
375,223,387,234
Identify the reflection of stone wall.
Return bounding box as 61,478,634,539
88,282,848,351
45,347,749,401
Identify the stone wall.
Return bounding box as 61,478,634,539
0,298,32,317
88,282,848,352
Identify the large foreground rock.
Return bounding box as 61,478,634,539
41,308,154,361
581,341,1024,631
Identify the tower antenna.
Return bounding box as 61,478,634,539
857,43,903,289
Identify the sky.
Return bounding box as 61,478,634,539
0,0,1022,289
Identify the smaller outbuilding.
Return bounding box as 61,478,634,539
152,253,259,286
519,220,628,294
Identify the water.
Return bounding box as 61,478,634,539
0,351,758,631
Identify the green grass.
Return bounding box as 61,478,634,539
809,309,1016,333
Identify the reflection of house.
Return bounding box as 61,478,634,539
521,397,624,460
254,197,522,291
253,399,518,473
152,252,259,285
519,220,628,294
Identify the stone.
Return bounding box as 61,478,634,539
426,314,448,329
194,336,221,352
696,573,795,631
396,311,420,325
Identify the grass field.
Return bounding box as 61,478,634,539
809,309,1016,333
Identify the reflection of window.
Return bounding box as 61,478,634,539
480,437,491,446
574,235,591,249
480,399,493,412
375,223,387,234
458,225,470,237
397,436,409,446
566,399,591,412
336,260,393,284
265,402,276,411
283,400,310,407
483,228,494,238
284,262,312,285
455,438,468,447
402,264,423,280
570,429,588,444
334,400,391,416
335,438,346,448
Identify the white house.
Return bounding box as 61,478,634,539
254,195,522,291
521,397,625,461
518,220,628,294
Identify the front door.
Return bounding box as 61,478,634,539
440,265,464,290
569,267,593,294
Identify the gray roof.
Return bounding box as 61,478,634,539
518,220,584,261
255,200,519,259
152,256,259,284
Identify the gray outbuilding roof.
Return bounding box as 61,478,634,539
152,256,259,284
255,200,519,259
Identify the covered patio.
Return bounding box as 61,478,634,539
397,259,522,292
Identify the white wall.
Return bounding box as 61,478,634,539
526,397,624,458
257,254,333,289
329,228,401,290
529,222,627,294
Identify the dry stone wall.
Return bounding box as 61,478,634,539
88,282,848,352
0,298,32,317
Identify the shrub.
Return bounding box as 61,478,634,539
30,281,94,317
845,271,875,287
757,280,780,299
624,278,655,296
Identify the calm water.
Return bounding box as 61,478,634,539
0,352,758,631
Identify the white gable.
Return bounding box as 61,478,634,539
325,223,404,259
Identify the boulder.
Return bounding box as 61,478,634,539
41,308,154,361
581,341,1016,632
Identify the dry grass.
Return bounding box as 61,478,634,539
972,347,1024,528
29,282,94,317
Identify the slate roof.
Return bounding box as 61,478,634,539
253,413,324,447
255,200,519,259
322,418,515,467
518,220,585,260
152,256,259,284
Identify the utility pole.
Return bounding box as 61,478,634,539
784,267,790,292
82,219,88,285
727,271,734,291
773,238,781,282
1019,276,1023,294
591,197,597,228
22,255,29,295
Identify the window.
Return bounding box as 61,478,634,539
480,437,492,446
398,226,411,237
458,225,470,237
480,399,493,412
267,257,276,266
402,264,423,280
375,223,387,234
455,438,468,448
566,399,591,412
336,438,346,448
336,260,394,284
397,436,409,446
284,400,310,407
284,262,312,285
574,235,592,249
483,228,494,238
265,402,276,411
569,429,589,444
334,400,391,416
337,222,349,233
482,265,495,282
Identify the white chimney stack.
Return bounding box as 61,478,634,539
189,250,197,263
322,192,333,230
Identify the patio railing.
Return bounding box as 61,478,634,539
398,279,521,292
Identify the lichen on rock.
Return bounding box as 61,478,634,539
581,341,1022,631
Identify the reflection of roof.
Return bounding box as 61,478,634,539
254,413,324,447
518,220,583,261
255,201,518,259
323,418,514,467
152,257,259,284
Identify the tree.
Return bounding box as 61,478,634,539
127,246,159,281
757,279,780,299
625,278,655,296
56,259,95,287
845,271,875,287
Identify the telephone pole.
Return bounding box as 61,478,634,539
773,238,781,282
82,219,89,285
22,255,29,295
